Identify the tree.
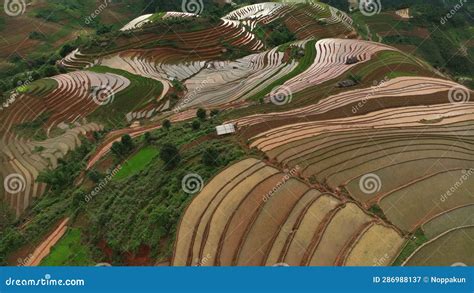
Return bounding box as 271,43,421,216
40,65,59,77
210,109,219,117
121,134,134,152
160,143,181,169
162,119,171,130
111,141,125,157
202,147,220,167
196,108,207,120
59,43,74,57
144,132,152,144
191,120,201,130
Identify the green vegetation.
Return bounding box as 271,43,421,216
111,134,135,159
368,204,388,222
0,139,94,265
40,228,94,266
114,147,159,181
80,119,253,261
87,66,164,127
196,108,207,120
255,19,296,48
392,228,428,266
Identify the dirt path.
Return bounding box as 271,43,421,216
25,218,69,266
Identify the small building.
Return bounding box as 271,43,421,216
216,123,236,136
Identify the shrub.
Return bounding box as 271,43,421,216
162,119,171,130
196,108,207,120
191,120,201,130
202,147,220,167
160,143,181,169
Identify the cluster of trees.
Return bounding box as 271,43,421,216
111,134,135,158
265,21,296,48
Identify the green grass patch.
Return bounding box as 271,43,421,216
114,146,159,181
40,228,94,266
392,228,428,266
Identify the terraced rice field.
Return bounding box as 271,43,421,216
403,226,474,266
172,158,404,266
